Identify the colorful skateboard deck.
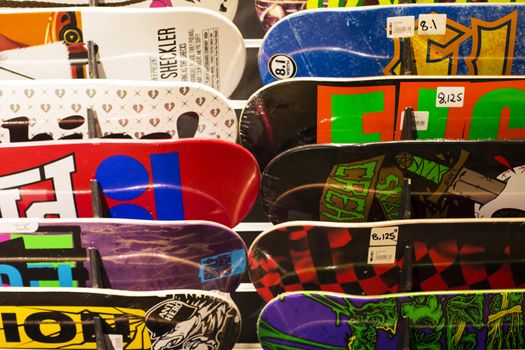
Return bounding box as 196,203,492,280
241,76,525,167
262,140,525,223
0,218,246,292
259,290,523,349
0,0,238,19
0,287,240,349
259,4,525,84
0,139,259,227
0,80,237,142
249,218,525,301
256,0,525,31
0,8,245,97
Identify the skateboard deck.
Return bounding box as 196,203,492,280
240,76,525,167
249,218,525,301
0,8,245,97
0,139,259,227
0,80,237,142
259,4,525,84
0,0,238,19
0,287,240,349
256,0,525,31
262,140,525,223
0,218,246,292
259,289,525,349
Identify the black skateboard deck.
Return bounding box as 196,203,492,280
262,140,525,223
240,77,525,168
249,218,525,301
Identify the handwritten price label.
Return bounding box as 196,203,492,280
436,87,465,108
369,226,398,246
418,14,447,35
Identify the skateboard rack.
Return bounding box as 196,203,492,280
397,316,412,350
90,179,106,218
88,248,116,350
399,178,412,219
87,108,100,139
401,107,416,140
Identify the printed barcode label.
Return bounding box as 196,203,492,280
108,335,123,350
418,14,447,35
387,16,415,38
368,246,396,264
400,111,429,131
370,226,399,246
436,87,465,107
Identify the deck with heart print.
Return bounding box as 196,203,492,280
0,288,241,349
0,139,260,227
0,80,237,142
259,4,525,84
0,218,247,292
0,8,245,97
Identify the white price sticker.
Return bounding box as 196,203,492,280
368,246,396,264
400,111,429,131
387,16,415,38
108,335,123,350
0,221,38,233
370,226,399,246
418,14,447,35
436,87,465,108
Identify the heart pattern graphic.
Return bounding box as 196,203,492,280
164,102,175,111
0,83,236,142
148,90,159,99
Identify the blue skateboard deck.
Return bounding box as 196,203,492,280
259,4,525,83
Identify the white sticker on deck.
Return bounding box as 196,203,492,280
370,226,399,246
368,246,396,264
436,87,465,108
418,14,447,35
108,335,123,350
387,16,415,38
400,111,429,131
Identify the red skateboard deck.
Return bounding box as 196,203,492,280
0,139,260,227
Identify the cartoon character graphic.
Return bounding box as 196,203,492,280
145,294,238,350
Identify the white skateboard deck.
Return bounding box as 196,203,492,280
0,8,245,97
0,0,238,19
0,79,238,142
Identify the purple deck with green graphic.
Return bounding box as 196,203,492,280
259,290,525,349
0,219,246,292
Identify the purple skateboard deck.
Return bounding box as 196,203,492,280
0,218,246,292
259,290,525,349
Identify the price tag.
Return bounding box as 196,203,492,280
0,221,38,233
368,246,396,264
400,111,429,131
418,14,447,35
436,87,465,108
370,226,399,246
386,16,415,38
108,335,123,350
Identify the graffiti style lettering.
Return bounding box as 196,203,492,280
320,157,383,222
385,12,517,76
396,152,450,184
0,154,76,218
375,170,402,220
